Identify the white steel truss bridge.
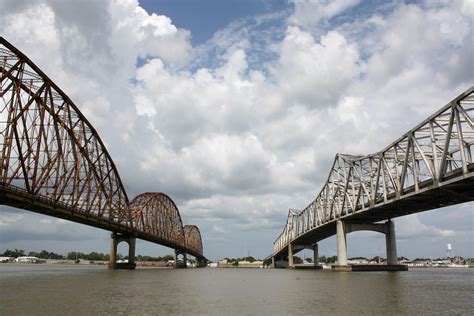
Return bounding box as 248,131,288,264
272,87,474,269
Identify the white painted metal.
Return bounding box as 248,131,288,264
273,88,474,256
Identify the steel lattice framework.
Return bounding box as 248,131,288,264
184,225,203,256
274,88,474,256
130,192,185,250
0,37,131,227
0,37,204,259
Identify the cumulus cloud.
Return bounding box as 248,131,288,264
396,215,456,240
289,0,361,32
0,212,23,226
0,0,472,258
271,27,360,108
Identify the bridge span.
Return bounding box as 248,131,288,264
271,87,474,270
0,37,206,269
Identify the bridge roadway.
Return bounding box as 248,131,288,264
271,87,474,270
0,184,205,261
0,37,206,268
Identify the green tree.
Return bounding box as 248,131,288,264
39,250,50,259
87,252,106,261
67,251,87,260
28,251,40,258
370,256,384,263
162,255,174,261
1,249,25,257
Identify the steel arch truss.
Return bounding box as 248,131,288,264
184,225,203,256
0,37,206,260
274,88,474,255
130,193,204,257
130,192,185,246
0,37,131,226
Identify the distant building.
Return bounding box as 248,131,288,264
0,257,15,263
348,258,369,265
217,259,263,268
218,259,232,268
238,260,263,268
15,256,45,263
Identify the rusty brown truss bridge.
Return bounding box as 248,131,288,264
0,37,205,266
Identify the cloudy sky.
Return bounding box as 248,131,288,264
0,0,472,261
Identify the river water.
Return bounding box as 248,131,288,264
0,264,472,315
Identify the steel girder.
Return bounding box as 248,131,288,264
274,87,474,255
0,37,205,259
129,193,204,257
184,225,203,256
130,192,185,247
0,37,131,226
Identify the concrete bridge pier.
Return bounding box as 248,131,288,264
108,232,136,269
386,219,397,265
332,219,406,271
336,220,348,266
285,242,323,269
270,254,286,268
174,249,188,268
313,243,319,265
288,243,295,268
196,258,207,268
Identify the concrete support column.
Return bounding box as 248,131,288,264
313,243,319,265
128,236,136,264
198,258,207,267
108,236,117,268
386,220,397,265
288,243,294,268
271,256,275,268
174,249,188,268
108,232,136,269
336,220,348,266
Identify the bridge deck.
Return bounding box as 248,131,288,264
273,88,474,258
0,184,206,260
0,37,206,262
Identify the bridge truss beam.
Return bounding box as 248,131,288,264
274,87,474,258
0,37,206,265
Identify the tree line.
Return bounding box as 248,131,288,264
1,249,176,262
1,249,64,259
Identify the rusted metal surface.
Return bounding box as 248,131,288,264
0,37,131,226
274,87,474,256
130,192,185,247
128,193,204,258
184,225,203,256
0,37,205,260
